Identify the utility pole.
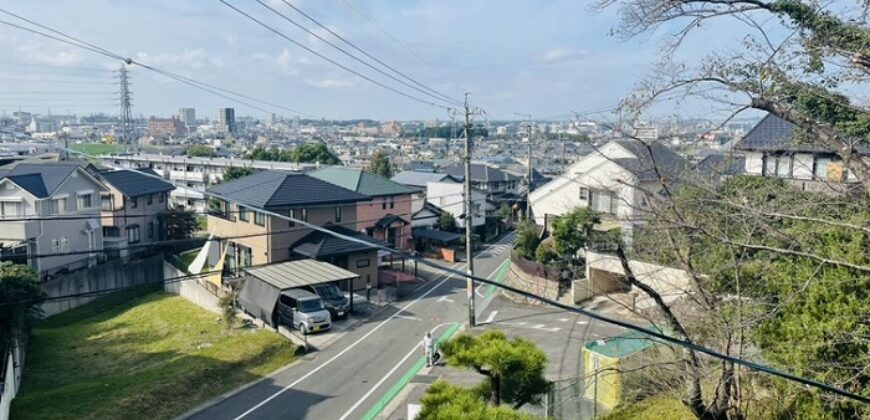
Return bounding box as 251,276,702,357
515,114,533,221
463,93,476,327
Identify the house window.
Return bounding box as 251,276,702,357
356,258,370,268
776,155,791,178
590,190,616,215
335,206,342,223
50,197,67,214
126,225,140,243
239,206,249,222
389,197,395,209
814,157,831,180
300,208,308,222
148,223,154,239
0,201,22,218
254,211,266,226
158,193,165,203
579,187,589,203
382,198,387,210
288,209,296,227
130,197,138,209
609,192,619,215
238,245,252,268
77,193,93,210
101,195,113,211
147,194,153,205
52,236,69,253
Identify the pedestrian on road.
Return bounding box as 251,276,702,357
423,331,436,367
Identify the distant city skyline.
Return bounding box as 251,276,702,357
0,0,753,121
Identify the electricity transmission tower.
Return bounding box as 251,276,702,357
117,65,134,150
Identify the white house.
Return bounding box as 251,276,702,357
426,181,486,228
529,138,688,239
0,162,107,277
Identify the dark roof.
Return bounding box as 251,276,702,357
292,225,389,258
407,160,435,172
310,167,418,197
612,139,689,181
98,169,175,197
391,170,460,187
2,162,85,198
441,163,520,182
207,170,369,209
695,154,745,177
413,228,462,244
736,113,870,154
374,214,408,228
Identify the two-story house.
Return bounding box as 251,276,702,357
529,138,688,240
735,113,868,194
206,170,382,290
309,167,418,250
0,162,106,277
92,169,176,259
426,181,487,230
440,163,520,204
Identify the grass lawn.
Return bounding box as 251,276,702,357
602,393,695,420
70,143,125,156
12,289,297,420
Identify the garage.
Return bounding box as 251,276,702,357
237,259,360,328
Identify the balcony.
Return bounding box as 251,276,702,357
207,209,236,223
169,171,207,182
0,220,38,241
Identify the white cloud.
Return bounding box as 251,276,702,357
538,48,589,63
14,42,85,67
134,48,212,69
305,77,358,88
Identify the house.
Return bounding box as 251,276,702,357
439,163,520,199
529,138,688,239
426,181,487,231
391,170,461,190
735,113,868,193
0,162,107,277
290,225,387,290
309,167,418,250
206,170,380,289
93,168,175,259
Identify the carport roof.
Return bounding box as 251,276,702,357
244,259,359,290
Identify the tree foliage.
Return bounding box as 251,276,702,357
440,330,549,408
418,381,536,420
222,166,255,183
550,207,600,263
162,210,199,240
513,220,540,260
438,212,457,232
0,262,44,349
419,126,488,139
187,145,215,158
247,143,340,165
367,150,394,178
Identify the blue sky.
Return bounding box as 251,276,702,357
0,0,752,121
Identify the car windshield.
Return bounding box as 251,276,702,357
298,298,324,313
314,284,344,300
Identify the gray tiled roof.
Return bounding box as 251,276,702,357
613,139,689,181
736,113,870,154
695,153,746,177
2,162,82,198
292,225,389,258
441,163,520,182
391,171,460,187
208,170,369,209
98,169,175,198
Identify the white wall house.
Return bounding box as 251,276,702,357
529,139,688,239
0,162,107,277
426,181,486,228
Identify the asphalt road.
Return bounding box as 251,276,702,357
184,233,515,420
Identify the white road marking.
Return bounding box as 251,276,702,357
336,342,422,420
559,318,570,322
482,310,498,324
577,321,588,325
474,283,486,298
395,314,422,321
436,296,454,303
233,262,462,419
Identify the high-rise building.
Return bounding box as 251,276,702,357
178,107,196,126
148,116,185,138
218,107,236,134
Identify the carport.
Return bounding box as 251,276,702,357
237,259,360,327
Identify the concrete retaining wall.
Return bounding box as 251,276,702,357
501,259,561,304
40,255,164,317
163,262,221,314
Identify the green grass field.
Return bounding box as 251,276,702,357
69,143,125,156
12,290,297,420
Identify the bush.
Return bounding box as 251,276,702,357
535,241,558,264
513,220,540,260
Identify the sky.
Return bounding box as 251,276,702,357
0,0,758,121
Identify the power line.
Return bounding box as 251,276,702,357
274,0,461,106
0,9,313,118
218,0,451,110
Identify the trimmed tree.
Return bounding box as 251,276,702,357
0,262,44,350
368,150,394,178
550,207,600,264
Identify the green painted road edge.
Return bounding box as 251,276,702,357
361,322,462,420
485,259,511,298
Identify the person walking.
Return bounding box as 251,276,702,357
423,331,436,367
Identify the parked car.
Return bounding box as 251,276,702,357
304,283,350,319
277,289,332,334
